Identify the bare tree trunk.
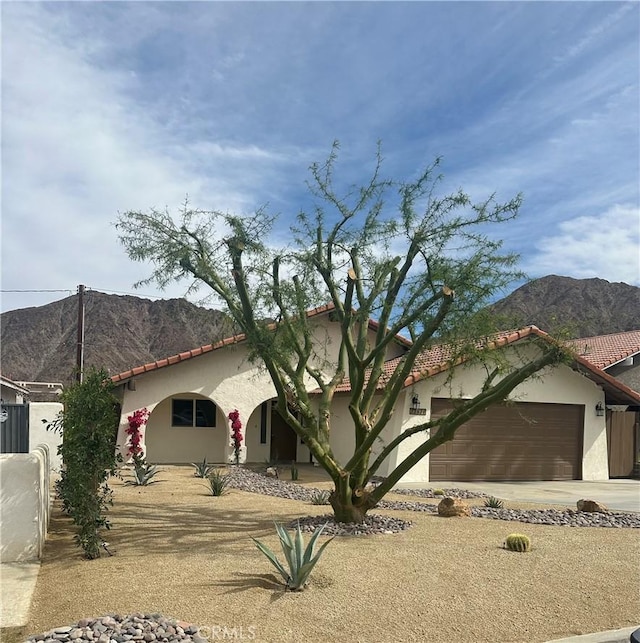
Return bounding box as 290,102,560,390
329,476,376,523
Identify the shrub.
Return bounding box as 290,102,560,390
206,469,231,496
433,489,445,496
484,496,504,509
192,457,215,478
55,368,121,559
290,461,299,481
310,490,331,505
505,533,531,552
253,522,334,591
125,456,160,486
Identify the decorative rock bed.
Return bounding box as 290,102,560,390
228,467,640,532
27,614,208,643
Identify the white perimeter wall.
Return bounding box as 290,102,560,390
28,402,63,472
0,444,51,562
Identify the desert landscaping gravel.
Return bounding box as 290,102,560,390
224,467,640,533
21,466,640,643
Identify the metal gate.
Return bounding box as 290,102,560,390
0,403,29,453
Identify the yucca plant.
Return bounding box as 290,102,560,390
484,496,504,509
125,456,160,486
253,522,334,591
192,457,215,478
206,469,231,496
310,490,331,505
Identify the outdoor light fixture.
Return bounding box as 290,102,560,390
595,402,604,417
409,393,427,416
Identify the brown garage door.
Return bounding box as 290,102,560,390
429,399,583,481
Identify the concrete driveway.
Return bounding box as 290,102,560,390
396,479,640,513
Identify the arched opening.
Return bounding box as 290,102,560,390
244,400,312,464
145,393,227,464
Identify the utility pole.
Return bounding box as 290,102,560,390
75,284,85,383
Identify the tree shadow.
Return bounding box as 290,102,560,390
40,496,307,564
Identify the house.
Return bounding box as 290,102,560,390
1,375,29,405
570,331,640,478
0,375,63,468
110,308,640,483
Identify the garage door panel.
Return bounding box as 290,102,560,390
429,400,583,481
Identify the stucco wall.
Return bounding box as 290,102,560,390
115,324,611,483
0,444,50,562
397,349,610,482
28,402,63,471
1,383,24,404
144,394,229,464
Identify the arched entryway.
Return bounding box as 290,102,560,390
145,393,228,463
270,407,298,463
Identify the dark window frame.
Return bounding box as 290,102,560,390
171,398,217,428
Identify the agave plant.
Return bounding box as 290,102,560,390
484,496,505,509
310,490,331,505
206,469,231,496
192,457,215,478
290,461,299,481
253,522,334,591
125,456,160,486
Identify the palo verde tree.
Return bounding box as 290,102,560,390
117,143,568,523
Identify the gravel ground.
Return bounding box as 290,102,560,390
22,466,640,643
225,467,640,533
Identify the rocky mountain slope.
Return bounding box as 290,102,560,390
490,275,639,338
1,276,638,384
1,291,235,383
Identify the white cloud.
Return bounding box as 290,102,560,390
0,4,299,312
525,205,640,285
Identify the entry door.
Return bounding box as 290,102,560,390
270,408,298,463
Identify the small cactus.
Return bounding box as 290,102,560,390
504,533,531,552
290,461,299,481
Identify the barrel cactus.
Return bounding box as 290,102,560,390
504,533,531,552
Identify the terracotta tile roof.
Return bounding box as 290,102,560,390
111,311,640,405
333,326,548,393
569,330,640,370
111,303,411,384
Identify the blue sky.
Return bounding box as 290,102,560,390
2,1,639,313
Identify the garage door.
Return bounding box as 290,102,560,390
429,399,583,481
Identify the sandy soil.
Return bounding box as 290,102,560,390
23,466,640,643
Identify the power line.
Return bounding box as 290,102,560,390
1,287,165,299
1,289,74,293
86,287,165,299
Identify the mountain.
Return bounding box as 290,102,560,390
490,276,640,338
2,276,638,385
0,291,236,384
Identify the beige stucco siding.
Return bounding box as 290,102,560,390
397,347,609,482
115,342,278,461
115,322,610,483
145,395,229,463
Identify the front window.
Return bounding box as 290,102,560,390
172,398,216,427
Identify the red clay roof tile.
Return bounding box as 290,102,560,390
569,330,640,369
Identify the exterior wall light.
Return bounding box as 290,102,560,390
409,393,427,416
595,402,604,417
